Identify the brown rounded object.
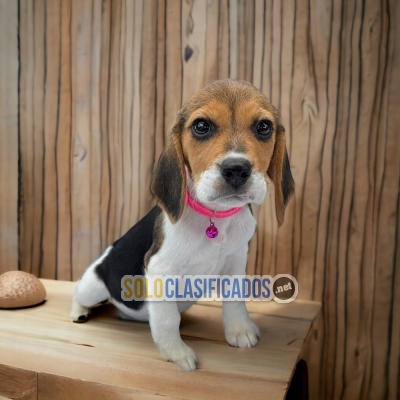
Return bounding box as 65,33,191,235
0,271,46,308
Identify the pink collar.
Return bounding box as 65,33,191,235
185,190,243,218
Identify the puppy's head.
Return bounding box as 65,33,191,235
151,80,294,225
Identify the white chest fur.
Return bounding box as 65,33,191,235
147,205,256,277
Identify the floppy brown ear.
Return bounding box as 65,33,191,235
267,126,295,226
151,128,186,224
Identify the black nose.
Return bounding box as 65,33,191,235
220,159,252,188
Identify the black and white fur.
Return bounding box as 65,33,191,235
70,171,260,372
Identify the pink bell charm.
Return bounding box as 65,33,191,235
206,220,218,238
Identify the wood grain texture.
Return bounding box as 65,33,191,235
0,365,37,400
1,0,399,399
38,373,174,400
0,0,19,274
0,279,319,400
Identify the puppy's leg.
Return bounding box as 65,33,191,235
223,301,260,348
70,247,112,323
70,295,90,323
222,251,260,348
149,301,198,372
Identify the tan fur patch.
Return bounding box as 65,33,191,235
181,100,232,183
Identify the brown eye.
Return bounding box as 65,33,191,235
192,119,214,138
255,120,273,139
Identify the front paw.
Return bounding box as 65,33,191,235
225,319,260,348
160,342,198,372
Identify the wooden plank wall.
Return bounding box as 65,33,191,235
0,1,19,273
0,0,399,399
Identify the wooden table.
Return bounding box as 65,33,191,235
0,280,320,400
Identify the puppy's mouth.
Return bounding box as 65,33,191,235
208,192,255,203
187,162,268,208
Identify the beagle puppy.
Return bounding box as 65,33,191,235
70,79,294,371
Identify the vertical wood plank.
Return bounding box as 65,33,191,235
139,0,159,218
19,0,46,277
105,0,123,245
99,0,111,249
19,0,33,275
164,0,182,134
252,0,265,90
41,0,62,279
228,0,238,79
203,0,220,84
0,0,19,274
155,0,167,174
364,1,399,397
240,0,254,82
386,5,400,400
295,0,342,396
217,0,229,79
119,0,135,234
56,0,72,280
128,0,144,227
70,0,102,279
273,0,296,278
181,0,208,103
88,1,103,263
